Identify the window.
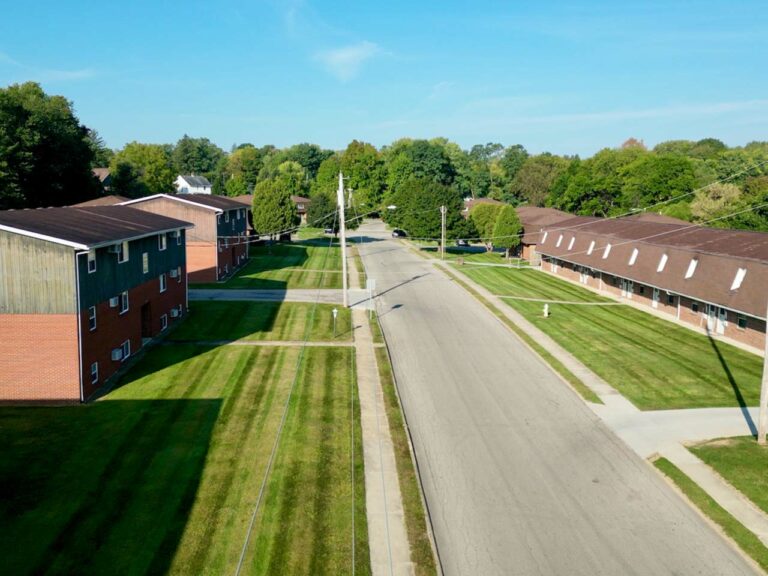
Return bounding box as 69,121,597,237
237,209,242,220
143,252,149,274
161,314,168,330
90,362,99,384
684,258,698,279
567,237,575,250
120,290,129,314
738,315,748,330
657,254,668,272
87,250,96,273
121,339,131,360
177,266,182,282
638,286,645,295
731,267,747,291
217,214,221,225
556,234,563,248
118,241,129,263
159,273,167,293
587,240,595,255
224,237,229,248
218,240,222,253
692,301,700,313
667,294,676,305
88,306,96,331
541,232,548,244
602,244,612,259
158,233,167,251
176,231,182,246
225,211,229,223
177,304,183,317
629,248,639,266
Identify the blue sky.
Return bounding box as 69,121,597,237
1,0,766,156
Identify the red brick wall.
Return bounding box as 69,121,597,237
0,314,80,403
79,272,187,400
188,241,217,283
216,237,248,279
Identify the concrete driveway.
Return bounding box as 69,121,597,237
357,220,757,576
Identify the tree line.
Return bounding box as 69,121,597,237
2,81,767,235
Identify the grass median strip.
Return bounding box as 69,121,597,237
653,457,768,573
441,267,602,404
457,265,762,410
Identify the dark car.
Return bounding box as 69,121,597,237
391,229,407,238
455,238,469,247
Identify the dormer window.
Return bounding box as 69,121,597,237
602,244,611,259
657,254,668,272
685,258,698,279
629,248,638,266
567,237,575,250
587,240,595,255
541,232,548,243
731,267,747,291
556,234,563,248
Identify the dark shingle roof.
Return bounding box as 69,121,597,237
0,206,193,249
179,175,212,188
71,195,129,207
171,194,244,211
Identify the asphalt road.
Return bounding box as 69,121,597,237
356,221,757,576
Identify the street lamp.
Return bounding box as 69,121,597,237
332,307,338,339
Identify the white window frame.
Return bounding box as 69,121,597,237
121,339,131,360
629,248,639,266
158,233,167,251
731,267,747,291
161,314,168,330
87,250,97,273
602,244,611,259
567,237,575,250
88,306,97,331
587,240,595,255
119,290,129,314
143,252,149,274
91,362,99,384
685,258,698,279
159,273,167,293
118,241,129,264
657,253,668,272
556,234,563,248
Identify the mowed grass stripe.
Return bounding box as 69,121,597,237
243,347,371,575
460,266,762,410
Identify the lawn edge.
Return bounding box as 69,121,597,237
653,456,768,574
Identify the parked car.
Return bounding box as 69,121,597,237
392,229,407,238
324,227,335,235
455,238,469,247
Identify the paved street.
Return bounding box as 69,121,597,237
356,220,757,576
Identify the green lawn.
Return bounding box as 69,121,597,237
0,344,370,575
198,238,342,289
654,457,768,573
457,266,763,410
420,245,528,266
692,437,768,517
173,301,353,342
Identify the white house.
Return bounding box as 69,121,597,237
175,175,212,195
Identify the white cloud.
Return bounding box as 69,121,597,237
0,51,94,83
314,41,380,81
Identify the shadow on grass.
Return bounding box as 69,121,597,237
0,398,221,575
707,331,757,435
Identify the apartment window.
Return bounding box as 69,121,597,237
567,237,575,250
638,286,645,295
120,290,129,314
176,266,182,282
176,231,182,246
224,237,229,248
667,294,676,305
657,253,668,272
87,250,96,273
122,339,131,360
602,244,612,259
737,315,748,330
218,240,222,253
161,314,168,330
692,301,700,313
541,232,548,243
177,304,183,317
556,234,563,248
731,267,747,291
88,306,97,331
90,362,99,384
587,240,595,255
629,248,639,266
225,211,230,223
118,241,129,263
217,214,221,225
684,258,698,279
237,209,242,220
158,233,167,251
143,252,149,274
159,273,167,293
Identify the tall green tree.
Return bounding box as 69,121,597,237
469,203,503,250
251,179,298,238
619,154,696,210
392,179,464,239
312,154,343,197
384,139,456,199
276,161,309,197
86,129,114,168
0,82,99,208
341,140,386,211
492,205,523,259
509,153,569,206
282,143,334,179
110,142,175,197
172,135,224,175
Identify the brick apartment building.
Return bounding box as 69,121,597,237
533,215,768,350
122,194,248,283
0,206,192,403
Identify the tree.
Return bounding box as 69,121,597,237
499,144,529,184
282,143,334,179
276,161,309,197
469,203,503,250
110,142,175,196
341,140,386,211
619,154,696,210
87,129,114,167
227,145,266,192
312,154,343,197
392,179,464,239
690,183,742,222
109,161,146,198
251,179,298,238
492,205,522,259
621,137,647,150
307,191,361,234
172,135,224,175
509,153,569,206
0,82,99,209
384,139,456,198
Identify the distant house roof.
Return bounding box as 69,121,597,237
92,168,111,183
0,206,193,250
71,195,129,207
515,206,574,244
179,175,212,188
122,193,244,213
231,195,252,206
291,195,311,203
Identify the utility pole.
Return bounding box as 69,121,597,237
337,172,349,308
758,299,768,444
440,205,447,260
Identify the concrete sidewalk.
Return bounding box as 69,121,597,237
189,287,371,305
432,257,768,554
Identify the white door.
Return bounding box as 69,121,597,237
621,279,633,299
652,288,659,309
716,307,727,335
707,305,716,332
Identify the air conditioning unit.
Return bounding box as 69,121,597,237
169,269,179,278
109,297,119,308
111,348,123,361
108,244,121,253
170,308,180,318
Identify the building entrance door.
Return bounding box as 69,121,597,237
621,279,633,298
717,307,727,335
652,288,660,308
